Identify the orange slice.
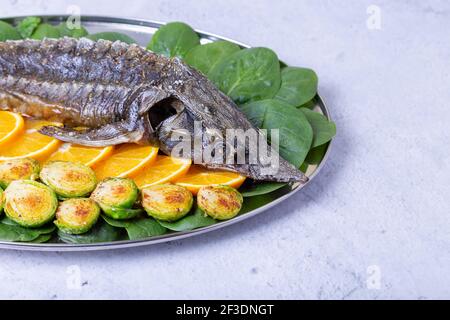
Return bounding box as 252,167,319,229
47,144,114,167
175,165,246,195
92,144,158,180
132,155,192,188
0,119,62,161
0,111,25,147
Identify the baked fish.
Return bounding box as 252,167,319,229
0,38,307,183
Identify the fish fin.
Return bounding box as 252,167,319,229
39,122,148,147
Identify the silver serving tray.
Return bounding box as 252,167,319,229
0,15,333,251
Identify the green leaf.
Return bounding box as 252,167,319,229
210,47,281,104
0,224,41,241
30,23,61,40
56,23,88,38
240,99,313,167
299,108,336,148
102,216,167,240
87,32,136,44
0,21,22,41
147,22,200,58
157,207,216,231
28,234,53,243
305,143,329,165
16,17,41,38
185,41,240,76
275,67,318,107
0,217,55,242
299,162,309,173
125,219,168,240
240,182,286,197
101,215,130,228
240,192,280,214
299,99,317,110
58,221,122,244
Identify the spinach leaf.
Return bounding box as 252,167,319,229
147,22,200,58
31,23,61,40
0,21,22,41
185,41,240,76
28,234,53,243
57,23,88,38
300,162,309,173
157,207,216,231
124,219,167,240
16,17,41,38
240,99,313,167
87,32,136,44
275,67,318,107
240,182,286,197
305,142,329,165
299,108,336,148
299,98,317,109
0,217,55,242
240,192,280,214
58,221,122,244
101,215,130,228
102,216,167,240
0,224,40,241
210,47,281,104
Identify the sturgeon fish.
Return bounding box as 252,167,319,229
0,37,307,183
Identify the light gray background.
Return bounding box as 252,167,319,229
0,0,449,300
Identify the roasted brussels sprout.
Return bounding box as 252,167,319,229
141,184,193,222
0,187,3,213
3,180,58,227
90,178,141,219
40,161,97,198
197,185,243,220
54,198,100,234
0,158,40,189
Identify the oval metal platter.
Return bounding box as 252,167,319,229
0,15,333,251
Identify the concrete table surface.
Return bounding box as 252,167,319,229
0,0,449,300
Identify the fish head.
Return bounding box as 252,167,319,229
150,59,308,184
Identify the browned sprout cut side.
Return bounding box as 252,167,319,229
197,185,243,220
90,178,141,220
54,198,100,234
3,180,58,227
141,184,193,222
40,161,97,198
0,158,40,189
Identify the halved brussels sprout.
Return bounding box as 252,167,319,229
54,198,100,234
3,180,58,227
0,187,3,213
141,184,193,222
40,161,97,198
197,185,243,220
0,158,40,189
90,178,141,219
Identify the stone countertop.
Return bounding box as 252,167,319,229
0,0,449,299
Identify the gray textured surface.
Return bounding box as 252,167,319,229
0,0,449,300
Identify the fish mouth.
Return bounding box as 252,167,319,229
147,97,184,131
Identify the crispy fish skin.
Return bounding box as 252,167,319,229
0,38,307,183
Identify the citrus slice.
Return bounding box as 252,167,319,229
175,165,246,195
132,155,192,188
92,144,158,180
47,144,114,167
0,111,25,147
0,119,62,161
